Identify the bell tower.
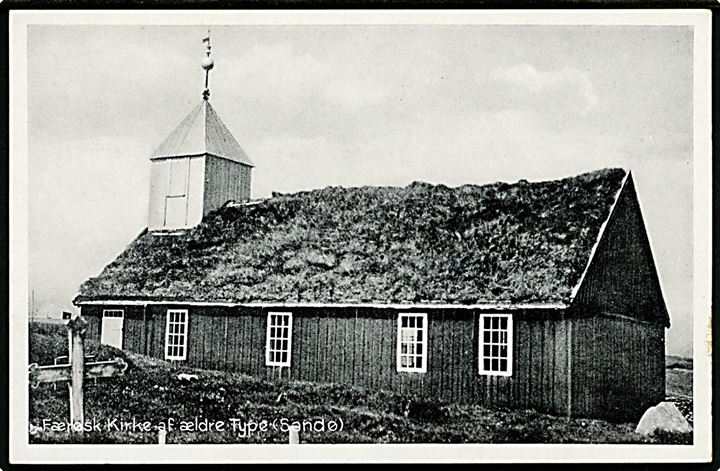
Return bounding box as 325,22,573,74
147,31,254,231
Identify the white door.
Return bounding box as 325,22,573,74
164,196,188,228
101,310,124,349
163,158,190,228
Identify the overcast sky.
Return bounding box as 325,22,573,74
27,24,694,355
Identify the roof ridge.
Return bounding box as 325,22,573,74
255,167,627,202
175,101,206,157
204,101,254,166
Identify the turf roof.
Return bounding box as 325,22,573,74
77,168,628,305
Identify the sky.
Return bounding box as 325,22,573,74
26,24,694,355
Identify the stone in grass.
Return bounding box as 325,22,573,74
635,402,692,435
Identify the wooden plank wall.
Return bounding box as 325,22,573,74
571,175,669,326
81,304,573,415
84,310,101,342
570,316,665,421
511,318,569,414
203,155,252,215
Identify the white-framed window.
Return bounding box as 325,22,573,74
101,309,124,349
396,312,427,373
266,312,292,367
479,313,513,376
165,309,189,361
103,309,124,318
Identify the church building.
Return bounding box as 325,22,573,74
74,36,670,422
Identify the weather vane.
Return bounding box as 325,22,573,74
201,29,214,100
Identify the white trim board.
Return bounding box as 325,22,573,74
76,300,568,310
568,170,631,301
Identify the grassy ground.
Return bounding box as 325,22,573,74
665,355,693,425
29,322,692,444
666,355,693,397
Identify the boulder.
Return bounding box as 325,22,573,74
635,402,692,435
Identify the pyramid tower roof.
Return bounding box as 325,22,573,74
150,100,254,167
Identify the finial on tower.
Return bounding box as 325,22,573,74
201,29,214,100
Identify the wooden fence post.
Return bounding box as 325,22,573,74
67,316,88,431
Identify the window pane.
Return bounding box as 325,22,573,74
492,359,499,371
401,356,409,367
416,344,422,355
483,331,491,343
483,345,491,357
484,317,491,329
281,352,288,363
408,317,415,328
500,317,508,329
417,329,423,342
500,345,507,357
415,356,423,368
416,317,423,329
492,331,499,343
483,359,490,370
492,345,499,357
500,359,508,372
492,317,499,329
401,316,408,328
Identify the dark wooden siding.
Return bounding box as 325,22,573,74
83,308,101,341
571,174,669,326
203,155,252,214
569,316,665,421
567,174,668,420
81,303,665,420
80,304,572,415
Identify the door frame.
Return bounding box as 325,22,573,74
101,309,125,349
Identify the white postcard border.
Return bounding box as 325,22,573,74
9,9,712,464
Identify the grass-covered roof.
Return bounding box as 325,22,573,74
77,168,627,305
